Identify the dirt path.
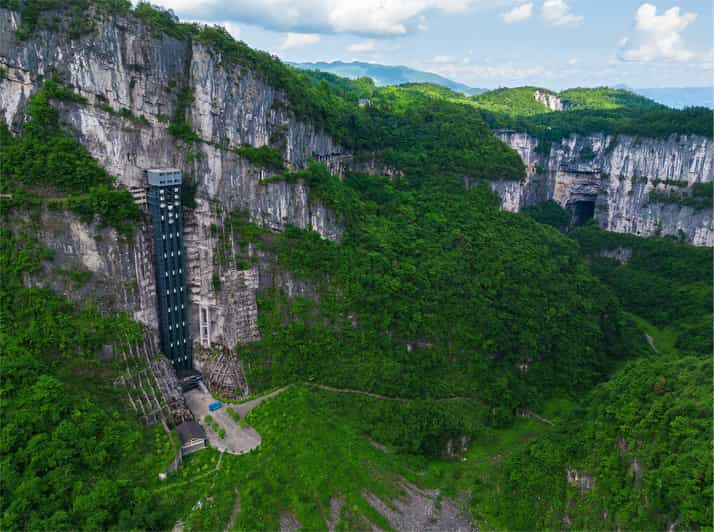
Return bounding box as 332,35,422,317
157,451,225,493
645,333,659,353
518,409,555,426
312,384,554,426
312,384,481,405
311,384,477,403
312,384,409,402
224,489,240,532
234,386,292,418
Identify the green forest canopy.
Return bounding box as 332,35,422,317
485,354,712,531
229,163,631,421
469,86,714,141
0,224,186,530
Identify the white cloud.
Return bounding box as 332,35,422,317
568,58,578,65
279,33,321,49
219,21,241,39
152,0,474,36
541,0,582,27
501,2,532,24
432,55,457,63
419,55,547,85
348,39,377,53
619,3,699,62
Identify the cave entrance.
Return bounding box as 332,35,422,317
569,200,595,227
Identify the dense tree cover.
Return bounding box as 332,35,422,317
521,211,712,354
471,86,660,116
404,84,709,143
498,105,714,145
471,86,561,116
0,225,183,530
314,388,488,456
237,164,629,420
340,85,525,179
483,354,712,530
521,200,571,231
558,87,662,111
469,86,713,141
0,85,110,192
0,82,140,235
570,225,713,355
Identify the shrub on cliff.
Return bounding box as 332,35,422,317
0,82,140,236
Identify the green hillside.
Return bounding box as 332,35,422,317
241,163,625,412
558,87,662,110
471,86,558,116
471,86,713,140
396,83,713,141
486,353,712,530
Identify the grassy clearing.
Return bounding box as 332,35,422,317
625,312,679,354
160,385,560,530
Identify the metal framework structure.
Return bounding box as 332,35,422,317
146,169,192,370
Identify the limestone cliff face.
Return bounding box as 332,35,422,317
533,90,569,112
490,131,713,246
25,208,158,325
0,7,345,395
0,8,345,236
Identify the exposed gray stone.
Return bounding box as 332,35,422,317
491,131,713,245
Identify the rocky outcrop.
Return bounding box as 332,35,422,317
27,208,159,326
566,468,593,493
364,480,473,531
22,207,189,423
534,89,568,111
490,130,713,245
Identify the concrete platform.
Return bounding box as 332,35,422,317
184,388,261,455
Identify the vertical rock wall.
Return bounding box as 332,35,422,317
0,7,346,397
490,131,713,245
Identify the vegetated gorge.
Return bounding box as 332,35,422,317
0,3,712,531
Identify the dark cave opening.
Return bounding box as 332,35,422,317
569,200,596,227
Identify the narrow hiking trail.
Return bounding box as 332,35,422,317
311,383,477,403
224,489,240,532
310,384,555,425
645,333,659,353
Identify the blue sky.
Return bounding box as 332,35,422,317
154,1,713,89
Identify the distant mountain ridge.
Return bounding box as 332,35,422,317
291,61,712,110
290,60,485,95
612,85,713,110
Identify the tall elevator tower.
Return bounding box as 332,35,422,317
146,169,192,370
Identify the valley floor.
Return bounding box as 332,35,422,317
157,385,563,531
